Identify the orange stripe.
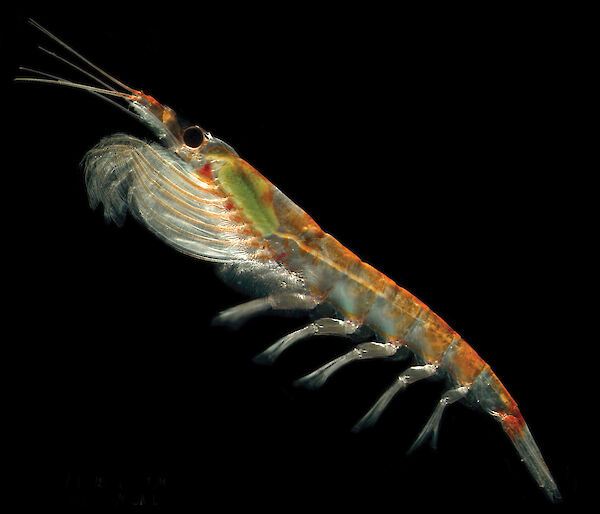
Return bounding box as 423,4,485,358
274,229,416,307
272,228,460,363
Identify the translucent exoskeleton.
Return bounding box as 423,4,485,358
15,19,561,503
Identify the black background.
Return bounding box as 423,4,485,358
3,5,588,511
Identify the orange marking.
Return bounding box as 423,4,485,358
417,317,456,363
134,90,160,107
274,229,402,303
260,186,274,206
501,413,526,437
489,371,520,416
198,163,213,178
443,339,487,383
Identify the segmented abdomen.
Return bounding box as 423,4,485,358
266,186,487,383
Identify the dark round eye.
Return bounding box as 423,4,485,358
182,126,205,148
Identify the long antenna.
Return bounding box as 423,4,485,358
27,18,135,93
16,67,140,121
14,76,135,100
37,45,117,92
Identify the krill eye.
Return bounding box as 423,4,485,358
183,126,205,148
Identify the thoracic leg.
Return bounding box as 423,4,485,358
253,318,359,365
407,385,470,453
352,364,438,433
212,293,321,328
294,341,401,390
